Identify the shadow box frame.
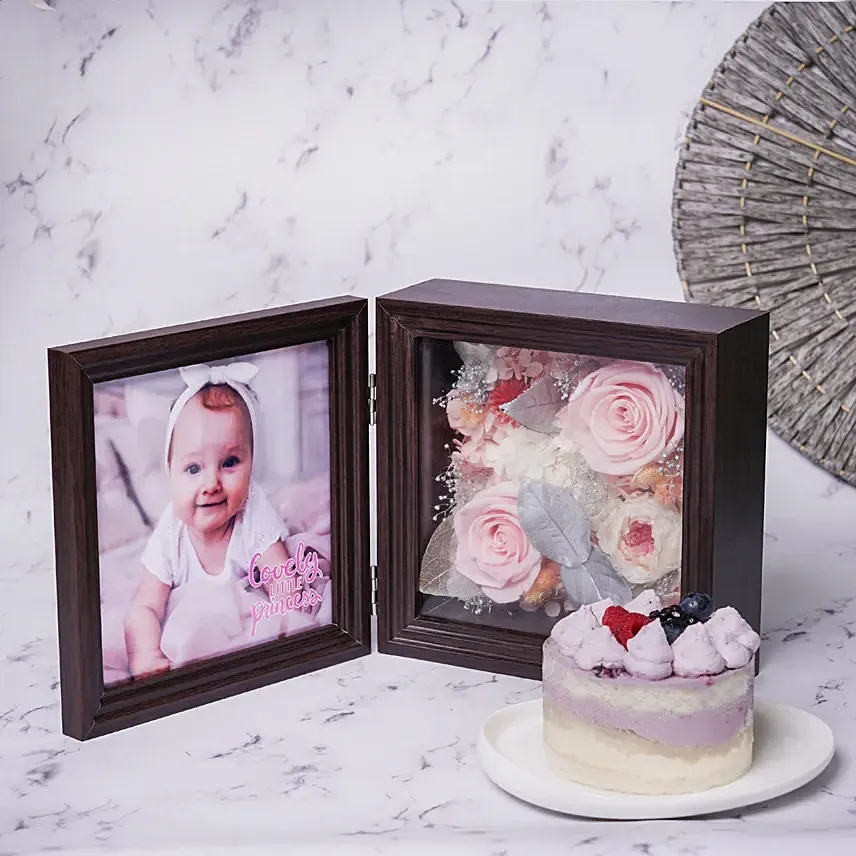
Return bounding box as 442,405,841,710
49,279,769,741
49,296,371,740
375,280,769,680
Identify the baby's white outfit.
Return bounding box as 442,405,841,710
136,361,320,669
141,481,284,589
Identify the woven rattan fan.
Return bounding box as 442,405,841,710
673,1,856,487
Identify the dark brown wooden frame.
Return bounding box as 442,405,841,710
48,296,371,740
375,279,769,681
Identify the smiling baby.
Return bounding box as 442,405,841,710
124,362,302,678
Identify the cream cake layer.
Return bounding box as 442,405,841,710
543,704,753,794
542,638,754,747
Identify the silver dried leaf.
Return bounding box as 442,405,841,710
517,480,592,568
418,514,481,599
500,376,563,434
561,548,632,606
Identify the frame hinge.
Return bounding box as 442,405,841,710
368,372,377,426
370,564,378,616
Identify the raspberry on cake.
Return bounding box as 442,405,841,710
541,592,761,795
602,605,652,648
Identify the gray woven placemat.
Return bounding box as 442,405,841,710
673,1,856,487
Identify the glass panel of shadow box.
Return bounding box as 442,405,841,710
417,338,687,635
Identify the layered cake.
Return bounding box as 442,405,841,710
542,591,760,795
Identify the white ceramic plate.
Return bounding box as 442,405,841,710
478,699,834,819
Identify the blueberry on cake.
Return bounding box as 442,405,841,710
542,591,760,795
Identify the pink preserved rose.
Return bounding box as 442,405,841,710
453,481,542,603
558,361,684,477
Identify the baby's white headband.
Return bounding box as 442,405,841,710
164,361,260,473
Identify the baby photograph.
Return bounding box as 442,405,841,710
94,341,333,686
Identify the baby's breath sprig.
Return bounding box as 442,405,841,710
432,354,493,411
430,355,498,521
552,356,594,400
453,361,491,404
432,447,464,521
659,442,684,476
662,364,687,395
553,371,576,401
462,594,493,615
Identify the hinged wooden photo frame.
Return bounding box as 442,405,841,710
49,296,370,740
49,279,769,739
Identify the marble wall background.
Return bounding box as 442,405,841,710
1,0,780,544
2,1,856,853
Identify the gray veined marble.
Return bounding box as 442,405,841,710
2,1,856,854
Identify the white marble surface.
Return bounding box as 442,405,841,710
1,0,855,853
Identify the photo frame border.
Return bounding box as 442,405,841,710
375,280,769,681
49,296,370,740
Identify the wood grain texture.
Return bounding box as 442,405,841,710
375,279,769,680
49,348,102,737
386,279,760,335
48,297,371,740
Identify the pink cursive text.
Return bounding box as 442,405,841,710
248,541,324,637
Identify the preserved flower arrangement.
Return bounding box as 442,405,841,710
419,342,687,622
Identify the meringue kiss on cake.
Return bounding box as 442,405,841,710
542,592,760,795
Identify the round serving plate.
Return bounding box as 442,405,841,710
478,699,834,819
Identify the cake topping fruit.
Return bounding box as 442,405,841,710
650,604,697,645
679,592,714,622
552,591,754,680
671,622,726,677
705,607,761,669
602,605,652,649
574,625,627,671
623,619,674,680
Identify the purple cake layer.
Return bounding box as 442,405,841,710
542,640,754,748
543,685,751,747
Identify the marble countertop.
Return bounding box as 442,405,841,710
1,1,855,853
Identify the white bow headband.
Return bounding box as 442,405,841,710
164,361,260,473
